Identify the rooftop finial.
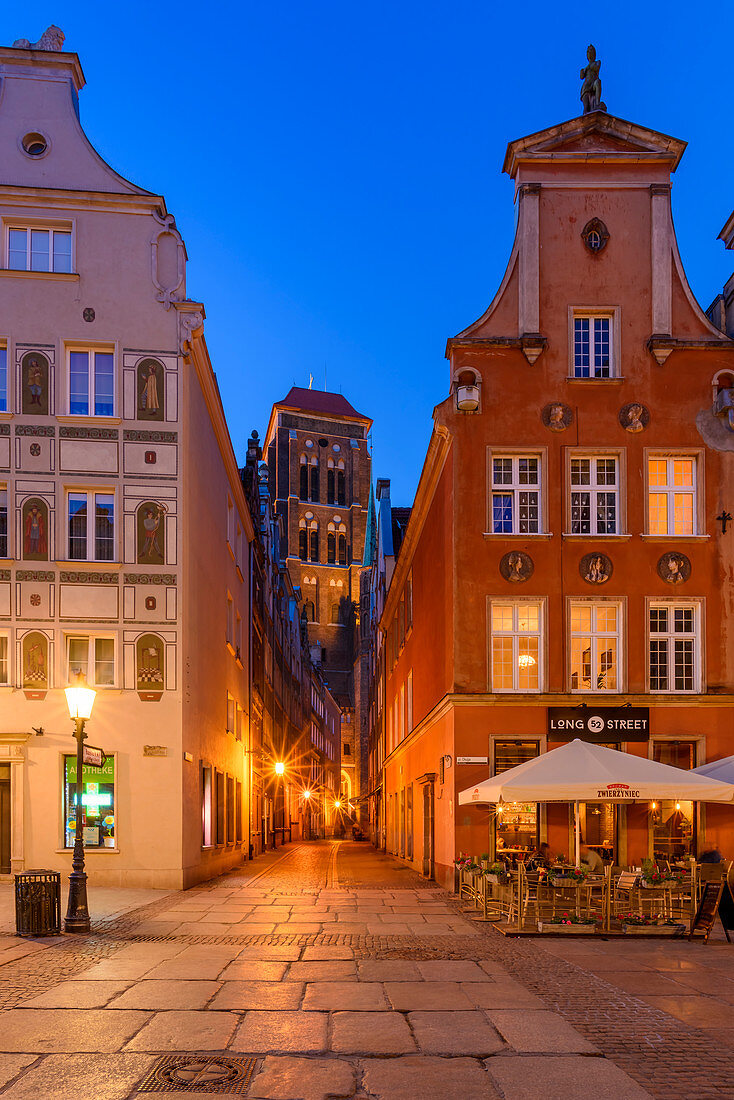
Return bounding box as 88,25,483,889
580,44,606,114
12,25,65,51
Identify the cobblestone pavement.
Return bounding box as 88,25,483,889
0,842,730,1098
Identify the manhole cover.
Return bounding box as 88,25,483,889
136,1054,258,1094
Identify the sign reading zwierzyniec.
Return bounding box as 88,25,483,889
547,707,649,742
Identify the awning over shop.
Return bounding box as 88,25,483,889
693,756,734,784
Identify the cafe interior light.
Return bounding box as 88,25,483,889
274,761,285,776
675,801,681,811
64,671,96,721
517,654,536,668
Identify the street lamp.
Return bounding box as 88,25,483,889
63,671,96,933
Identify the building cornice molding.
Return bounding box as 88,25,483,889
380,422,451,628
0,184,166,216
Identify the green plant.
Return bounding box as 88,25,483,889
544,911,595,926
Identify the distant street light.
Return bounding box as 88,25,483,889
274,761,285,776
63,671,97,933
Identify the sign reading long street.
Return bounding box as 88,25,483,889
548,706,650,742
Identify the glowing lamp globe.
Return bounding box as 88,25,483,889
274,761,285,776
65,673,96,721
303,789,311,800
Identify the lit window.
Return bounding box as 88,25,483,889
68,349,114,416
648,457,696,535
570,602,620,692
570,457,618,534
8,226,72,273
0,345,7,411
0,633,8,685
66,635,115,687
649,604,699,692
202,765,213,846
491,456,541,534
67,492,115,561
490,601,542,691
573,315,613,377
64,753,115,848
0,488,7,558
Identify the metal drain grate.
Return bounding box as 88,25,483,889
136,1054,258,1094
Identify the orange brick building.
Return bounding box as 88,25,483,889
377,107,734,888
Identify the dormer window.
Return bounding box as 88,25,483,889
572,312,615,378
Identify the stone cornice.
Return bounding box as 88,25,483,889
0,185,166,217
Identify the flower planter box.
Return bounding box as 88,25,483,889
640,879,682,889
549,877,583,887
622,923,686,936
537,921,596,934
485,873,510,886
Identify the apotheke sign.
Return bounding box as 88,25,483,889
548,707,649,742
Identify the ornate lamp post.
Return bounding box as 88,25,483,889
63,671,96,933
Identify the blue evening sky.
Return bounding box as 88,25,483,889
3,3,732,504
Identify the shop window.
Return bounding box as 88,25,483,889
493,742,539,856
202,765,213,847
66,635,115,687
490,601,542,691
491,456,541,533
569,601,620,692
570,457,618,534
226,776,235,844
216,771,225,845
647,457,697,535
64,753,115,849
649,604,699,692
652,742,696,860
236,781,243,842
68,348,114,416
573,314,613,377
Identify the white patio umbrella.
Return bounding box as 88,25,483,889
458,739,734,867
693,756,734,783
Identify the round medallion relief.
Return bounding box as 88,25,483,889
580,552,613,585
499,550,534,583
657,552,691,585
541,403,573,432
29,443,41,456
30,593,41,607
619,403,650,433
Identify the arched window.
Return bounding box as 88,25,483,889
337,467,346,506
298,527,307,561
310,460,319,503
304,600,315,622
309,525,319,562
331,602,340,624
327,467,335,504
327,532,336,563
299,461,308,501
338,534,347,566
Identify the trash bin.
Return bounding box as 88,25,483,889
15,870,61,937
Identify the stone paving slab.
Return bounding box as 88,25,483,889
247,1055,356,1100
0,1009,152,1052
408,1009,504,1055
0,1056,38,1091
486,1009,598,1053
230,1009,328,1053
21,979,134,1008
331,1010,416,1054
123,1009,239,1050
485,1055,653,1100
360,1054,501,1099
302,981,387,1011
210,980,305,1010
0,1053,157,1100
108,979,220,1010
384,980,474,1010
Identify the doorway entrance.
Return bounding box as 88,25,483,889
422,782,434,879
0,764,10,875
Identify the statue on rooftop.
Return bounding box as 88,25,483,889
580,44,606,114
12,26,65,51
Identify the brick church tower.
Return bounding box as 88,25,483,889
264,390,372,787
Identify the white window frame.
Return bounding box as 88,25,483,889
569,307,620,380
66,346,115,417
490,454,542,534
569,600,623,693
569,455,619,535
489,599,544,693
0,629,9,686
647,601,701,694
65,634,116,688
646,455,699,536
66,489,116,562
6,224,73,273
0,485,8,559
0,341,7,412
